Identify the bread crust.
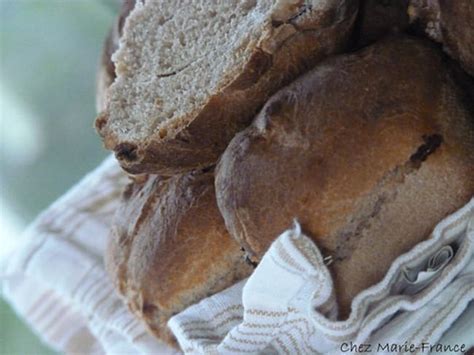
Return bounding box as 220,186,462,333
408,0,474,76
105,170,252,345
96,0,359,175
437,0,474,76
96,0,136,113
215,36,474,318
354,0,409,47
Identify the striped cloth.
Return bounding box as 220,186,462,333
1,156,178,355
169,200,474,354
1,156,473,354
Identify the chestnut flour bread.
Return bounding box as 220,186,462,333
96,0,358,175
408,0,474,76
105,170,252,345
215,36,474,318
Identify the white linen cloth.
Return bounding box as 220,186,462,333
170,201,474,355
1,156,473,354
1,156,179,355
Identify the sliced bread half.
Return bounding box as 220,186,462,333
96,0,359,174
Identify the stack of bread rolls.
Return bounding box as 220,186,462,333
96,0,474,348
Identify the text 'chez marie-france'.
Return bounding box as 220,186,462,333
339,341,467,353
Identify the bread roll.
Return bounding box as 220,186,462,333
215,36,474,318
408,0,474,76
106,170,252,345
95,0,358,175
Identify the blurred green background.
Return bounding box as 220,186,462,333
0,0,119,353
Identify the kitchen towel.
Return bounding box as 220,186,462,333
1,156,473,354
169,200,474,354
0,156,179,355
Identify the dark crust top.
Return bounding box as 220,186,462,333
215,35,474,318
409,0,474,76
437,0,474,76
353,0,409,47
105,0,136,80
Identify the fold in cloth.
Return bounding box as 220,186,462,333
169,200,474,354
1,156,473,354
1,156,179,355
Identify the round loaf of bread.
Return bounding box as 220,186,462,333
215,36,474,318
106,170,252,345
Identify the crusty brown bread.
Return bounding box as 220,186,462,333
105,170,252,345
408,0,474,76
215,36,474,318
95,0,359,175
96,0,136,113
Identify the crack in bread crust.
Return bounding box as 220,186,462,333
215,35,474,318
333,134,444,261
